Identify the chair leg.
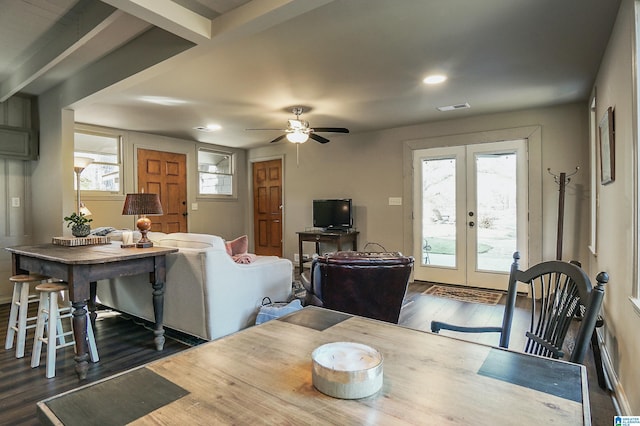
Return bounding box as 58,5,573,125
30,292,48,369
31,283,99,377
55,316,66,346
591,329,608,390
4,282,22,350
45,292,60,379
15,282,32,358
86,320,99,363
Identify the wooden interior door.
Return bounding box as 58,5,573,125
253,159,283,256
137,148,188,233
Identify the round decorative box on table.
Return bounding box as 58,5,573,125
311,342,383,399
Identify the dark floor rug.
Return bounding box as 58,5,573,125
423,284,503,305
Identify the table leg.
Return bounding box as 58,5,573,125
298,236,304,272
71,301,89,380
151,280,165,351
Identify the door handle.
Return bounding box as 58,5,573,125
182,212,189,217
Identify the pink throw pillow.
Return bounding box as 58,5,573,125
233,253,257,264
225,235,248,256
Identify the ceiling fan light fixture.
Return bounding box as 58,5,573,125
286,131,309,143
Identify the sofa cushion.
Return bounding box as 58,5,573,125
158,232,225,250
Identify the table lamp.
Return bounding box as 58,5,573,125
122,193,163,248
79,202,92,216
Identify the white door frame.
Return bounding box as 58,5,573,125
402,126,543,277
412,140,528,289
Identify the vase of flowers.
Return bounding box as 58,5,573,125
64,212,93,237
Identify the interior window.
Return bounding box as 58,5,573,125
198,148,234,196
74,131,121,193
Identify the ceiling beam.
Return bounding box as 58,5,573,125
0,0,118,102
206,0,334,47
69,0,335,109
101,0,212,44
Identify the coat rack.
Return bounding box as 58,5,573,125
548,167,579,260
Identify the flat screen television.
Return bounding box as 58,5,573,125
313,199,353,230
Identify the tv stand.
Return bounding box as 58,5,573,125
296,230,359,272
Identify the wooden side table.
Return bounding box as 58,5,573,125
296,230,359,271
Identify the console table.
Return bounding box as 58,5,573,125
296,230,359,271
6,242,178,380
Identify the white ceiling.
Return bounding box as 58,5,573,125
0,0,622,149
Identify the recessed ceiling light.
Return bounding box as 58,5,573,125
423,74,447,85
194,124,222,132
436,102,471,111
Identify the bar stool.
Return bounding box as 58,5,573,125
5,274,51,358
31,282,99,378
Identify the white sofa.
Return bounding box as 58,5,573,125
96,232,293,340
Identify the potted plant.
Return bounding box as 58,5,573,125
64,212,93,237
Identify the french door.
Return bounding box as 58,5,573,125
412,140,528,290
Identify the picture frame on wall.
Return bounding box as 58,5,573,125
599,106,615,185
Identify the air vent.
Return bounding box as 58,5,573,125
437,102,471,112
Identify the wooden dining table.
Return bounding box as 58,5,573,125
6,242,178,380
37,306,591,425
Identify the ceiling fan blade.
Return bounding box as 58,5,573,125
312,127,350,133
246,128,286,131
309,133,330,144
269,134,287,143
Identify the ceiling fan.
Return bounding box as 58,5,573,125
247,107,349,144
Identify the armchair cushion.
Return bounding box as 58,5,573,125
305,251,414,323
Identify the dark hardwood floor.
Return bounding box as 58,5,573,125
0,304,196,425
1,281,618,424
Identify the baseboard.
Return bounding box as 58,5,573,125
598,328,631,416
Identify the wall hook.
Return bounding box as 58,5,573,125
547,166,579,185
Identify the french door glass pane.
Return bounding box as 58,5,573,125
421,158,456,267
475,152,518,272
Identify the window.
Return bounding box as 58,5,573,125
198,148,234,196
74,130,121,193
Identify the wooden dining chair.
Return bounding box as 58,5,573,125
431,252,608,364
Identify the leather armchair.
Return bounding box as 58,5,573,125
301,251,414,323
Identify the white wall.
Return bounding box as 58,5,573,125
75,124,249,240
249,102,590,269
590,0,639,415
0,96,36,301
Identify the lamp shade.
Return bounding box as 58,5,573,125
79,202,92,216
74,156,94,171
122,193,164,216
122,193,163,248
